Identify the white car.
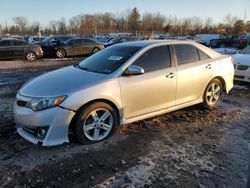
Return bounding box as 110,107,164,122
233,46,250,83
213,48,239,55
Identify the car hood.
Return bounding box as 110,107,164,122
20,66,108,97
233,54,250,66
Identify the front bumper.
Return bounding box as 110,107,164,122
14,100,75,146
234,69,250,83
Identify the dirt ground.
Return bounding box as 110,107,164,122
0,59,250,188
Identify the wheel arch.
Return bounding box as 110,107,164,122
210,76,226,92
68,98,121,137
57,48,67,57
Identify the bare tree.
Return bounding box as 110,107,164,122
30,22,40,35
128,7,141,34
49,20,58,35
57,18,67,34
233,20,245,34
12,16,28,34
223,14,239,34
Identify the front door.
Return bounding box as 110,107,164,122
119,45,177,119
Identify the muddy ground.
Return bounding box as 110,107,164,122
0,59,250,188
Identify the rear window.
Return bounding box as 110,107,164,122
14,40,28,46
79,46,141,74
174,44,199,65
197,49,211,60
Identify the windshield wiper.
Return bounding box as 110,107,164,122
73,64,89,71
74,64,108,74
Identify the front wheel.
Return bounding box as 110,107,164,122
74,102,118,144
203,78,223,109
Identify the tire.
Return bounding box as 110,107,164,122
92,47,100,54
25,52,37,61
73,102,118,144
56,49,66,58
203,78,223,109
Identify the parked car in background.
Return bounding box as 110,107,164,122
14,40,234,146
0,39,43,61
34,36,73,57
194,34,226,46
233,45,250,83
54,38,104,58
28,36,47,44
213,47,239,55
104,36,138,47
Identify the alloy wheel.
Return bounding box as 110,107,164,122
206,82,222,105
83,108,113,141
26,52,36,61
56,49,65,58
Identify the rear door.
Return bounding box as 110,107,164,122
173,44,214,105
0,40,11,59
82,39,95,54
119,45,177,119
69,39,83,56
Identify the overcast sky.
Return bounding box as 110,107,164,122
1,0,249,26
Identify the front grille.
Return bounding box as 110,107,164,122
17,100,27,107
237,65,249,71
235,75,245,79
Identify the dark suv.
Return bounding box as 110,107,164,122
0,39,43,61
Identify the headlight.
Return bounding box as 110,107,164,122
26,96,67,111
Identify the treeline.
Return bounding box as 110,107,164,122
0,8,250,36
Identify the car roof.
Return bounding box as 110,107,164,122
114,40,200,47
114,40,222,58
0,38,25,42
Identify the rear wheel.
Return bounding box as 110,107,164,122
26,52,37,61
92,47,100,54
56,49,66,58
203,78,223,109
74,102,118,144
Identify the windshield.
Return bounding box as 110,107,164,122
41,37,51,43
242,46,250,54
78,45,142,74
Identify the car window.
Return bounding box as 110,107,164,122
83,39,94,43
73,39,83,44
0,40,11,46
79,46,141,74
174,44,200,65
133,46,171,72
197,49,211,60
13,40,28,46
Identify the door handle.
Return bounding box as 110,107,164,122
166,72,176,79
206,64,212,69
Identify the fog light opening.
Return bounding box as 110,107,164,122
37,128,47,139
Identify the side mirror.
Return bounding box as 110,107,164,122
124,65,144,76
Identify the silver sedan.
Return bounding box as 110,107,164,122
14,40,234,146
